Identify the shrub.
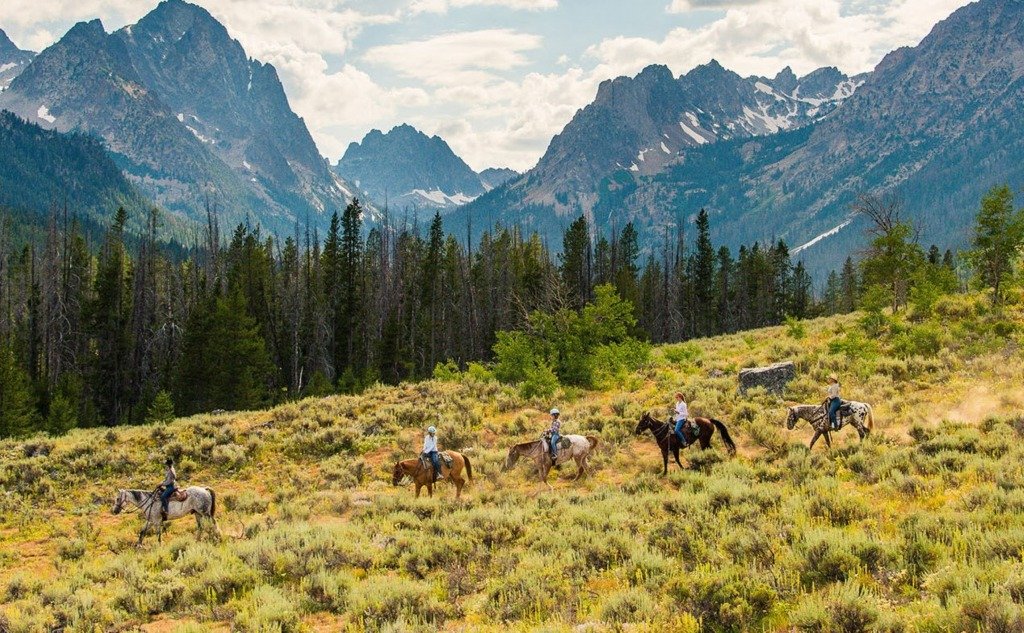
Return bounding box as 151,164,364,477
518,362,560,400
234,585,301,632
891,323,944,358
786,315,808,340
432,359,461,382
599,588,655,624
301,570,353,612
350,576,452,628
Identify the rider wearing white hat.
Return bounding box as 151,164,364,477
423,425,443,481
548,408,561,461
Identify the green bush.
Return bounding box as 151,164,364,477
234,585,300,632
891,322,944,358
350,576,453,628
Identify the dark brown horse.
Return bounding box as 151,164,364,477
391,451,472,499
634,412,736,475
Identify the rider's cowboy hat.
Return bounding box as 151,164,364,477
828,374,839,382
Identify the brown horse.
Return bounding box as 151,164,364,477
634,412,736,475
391,451,472,499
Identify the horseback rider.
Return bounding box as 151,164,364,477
825,374,842,431
159,457,176,519
672,392,693,446
547,408,561,461
423,425,443,481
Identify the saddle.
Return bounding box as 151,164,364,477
419,452,453,470
542,432,571,450
160,486,188,502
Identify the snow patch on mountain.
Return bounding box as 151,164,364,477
185,124,214,144
410,188,477,207
680,121,708,144
792,219,854,255
37,105,55,123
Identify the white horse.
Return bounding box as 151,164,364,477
504,434,599,486
786,401,875,449
112,487,220,546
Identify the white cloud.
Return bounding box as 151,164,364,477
409,0,557,15
363,29,543,85
667,0,761,11
592,0,967,79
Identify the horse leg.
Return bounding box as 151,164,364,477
809,431,820,450
662,449,669,476
415,483,421,498
427,483,433,498
137,522,151,548
455,477,463,500
672,446,683,470
824,431,833,448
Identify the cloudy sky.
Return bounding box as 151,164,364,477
0,0,971,171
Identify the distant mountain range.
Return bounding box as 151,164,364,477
0,0,359,234
0,29,34,90
334,124,517,212
456,0,1024,275
2,0,1022,277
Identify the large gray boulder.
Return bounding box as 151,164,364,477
739,361,795,396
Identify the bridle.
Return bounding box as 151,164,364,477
113,488,161,516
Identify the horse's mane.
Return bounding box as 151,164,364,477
510,439,542,451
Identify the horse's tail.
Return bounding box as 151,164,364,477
711,420,737,455
866,405,875,430
587,436,599,451
206,487,216,518
463,454,473,481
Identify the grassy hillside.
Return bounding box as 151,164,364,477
1,293,1023,632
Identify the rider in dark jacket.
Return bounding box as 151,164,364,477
159,457,176,518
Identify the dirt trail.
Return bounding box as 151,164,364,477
944,384,1004,425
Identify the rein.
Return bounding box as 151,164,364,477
645,417,673,444
124,489,161,516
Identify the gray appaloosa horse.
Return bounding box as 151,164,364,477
503,435,599,486
786,401,874,449
112,487,220,546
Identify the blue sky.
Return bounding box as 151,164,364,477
0,0,971,171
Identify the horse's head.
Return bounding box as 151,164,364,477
503,445,520,471
634,412,653,435
785,407,798,430
111,489,126,514
391,462,405,486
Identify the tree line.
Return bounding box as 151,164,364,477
3,183,1020,438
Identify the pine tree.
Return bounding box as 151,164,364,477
692,209,716,336
146,390,176,424
91,207,134,425
174,291,273,414
790,261,812,319
560,215,591,309
839,257,858,313
0,343,35,438
970,184,1024,304
615,222,640,310
823,270,841,316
